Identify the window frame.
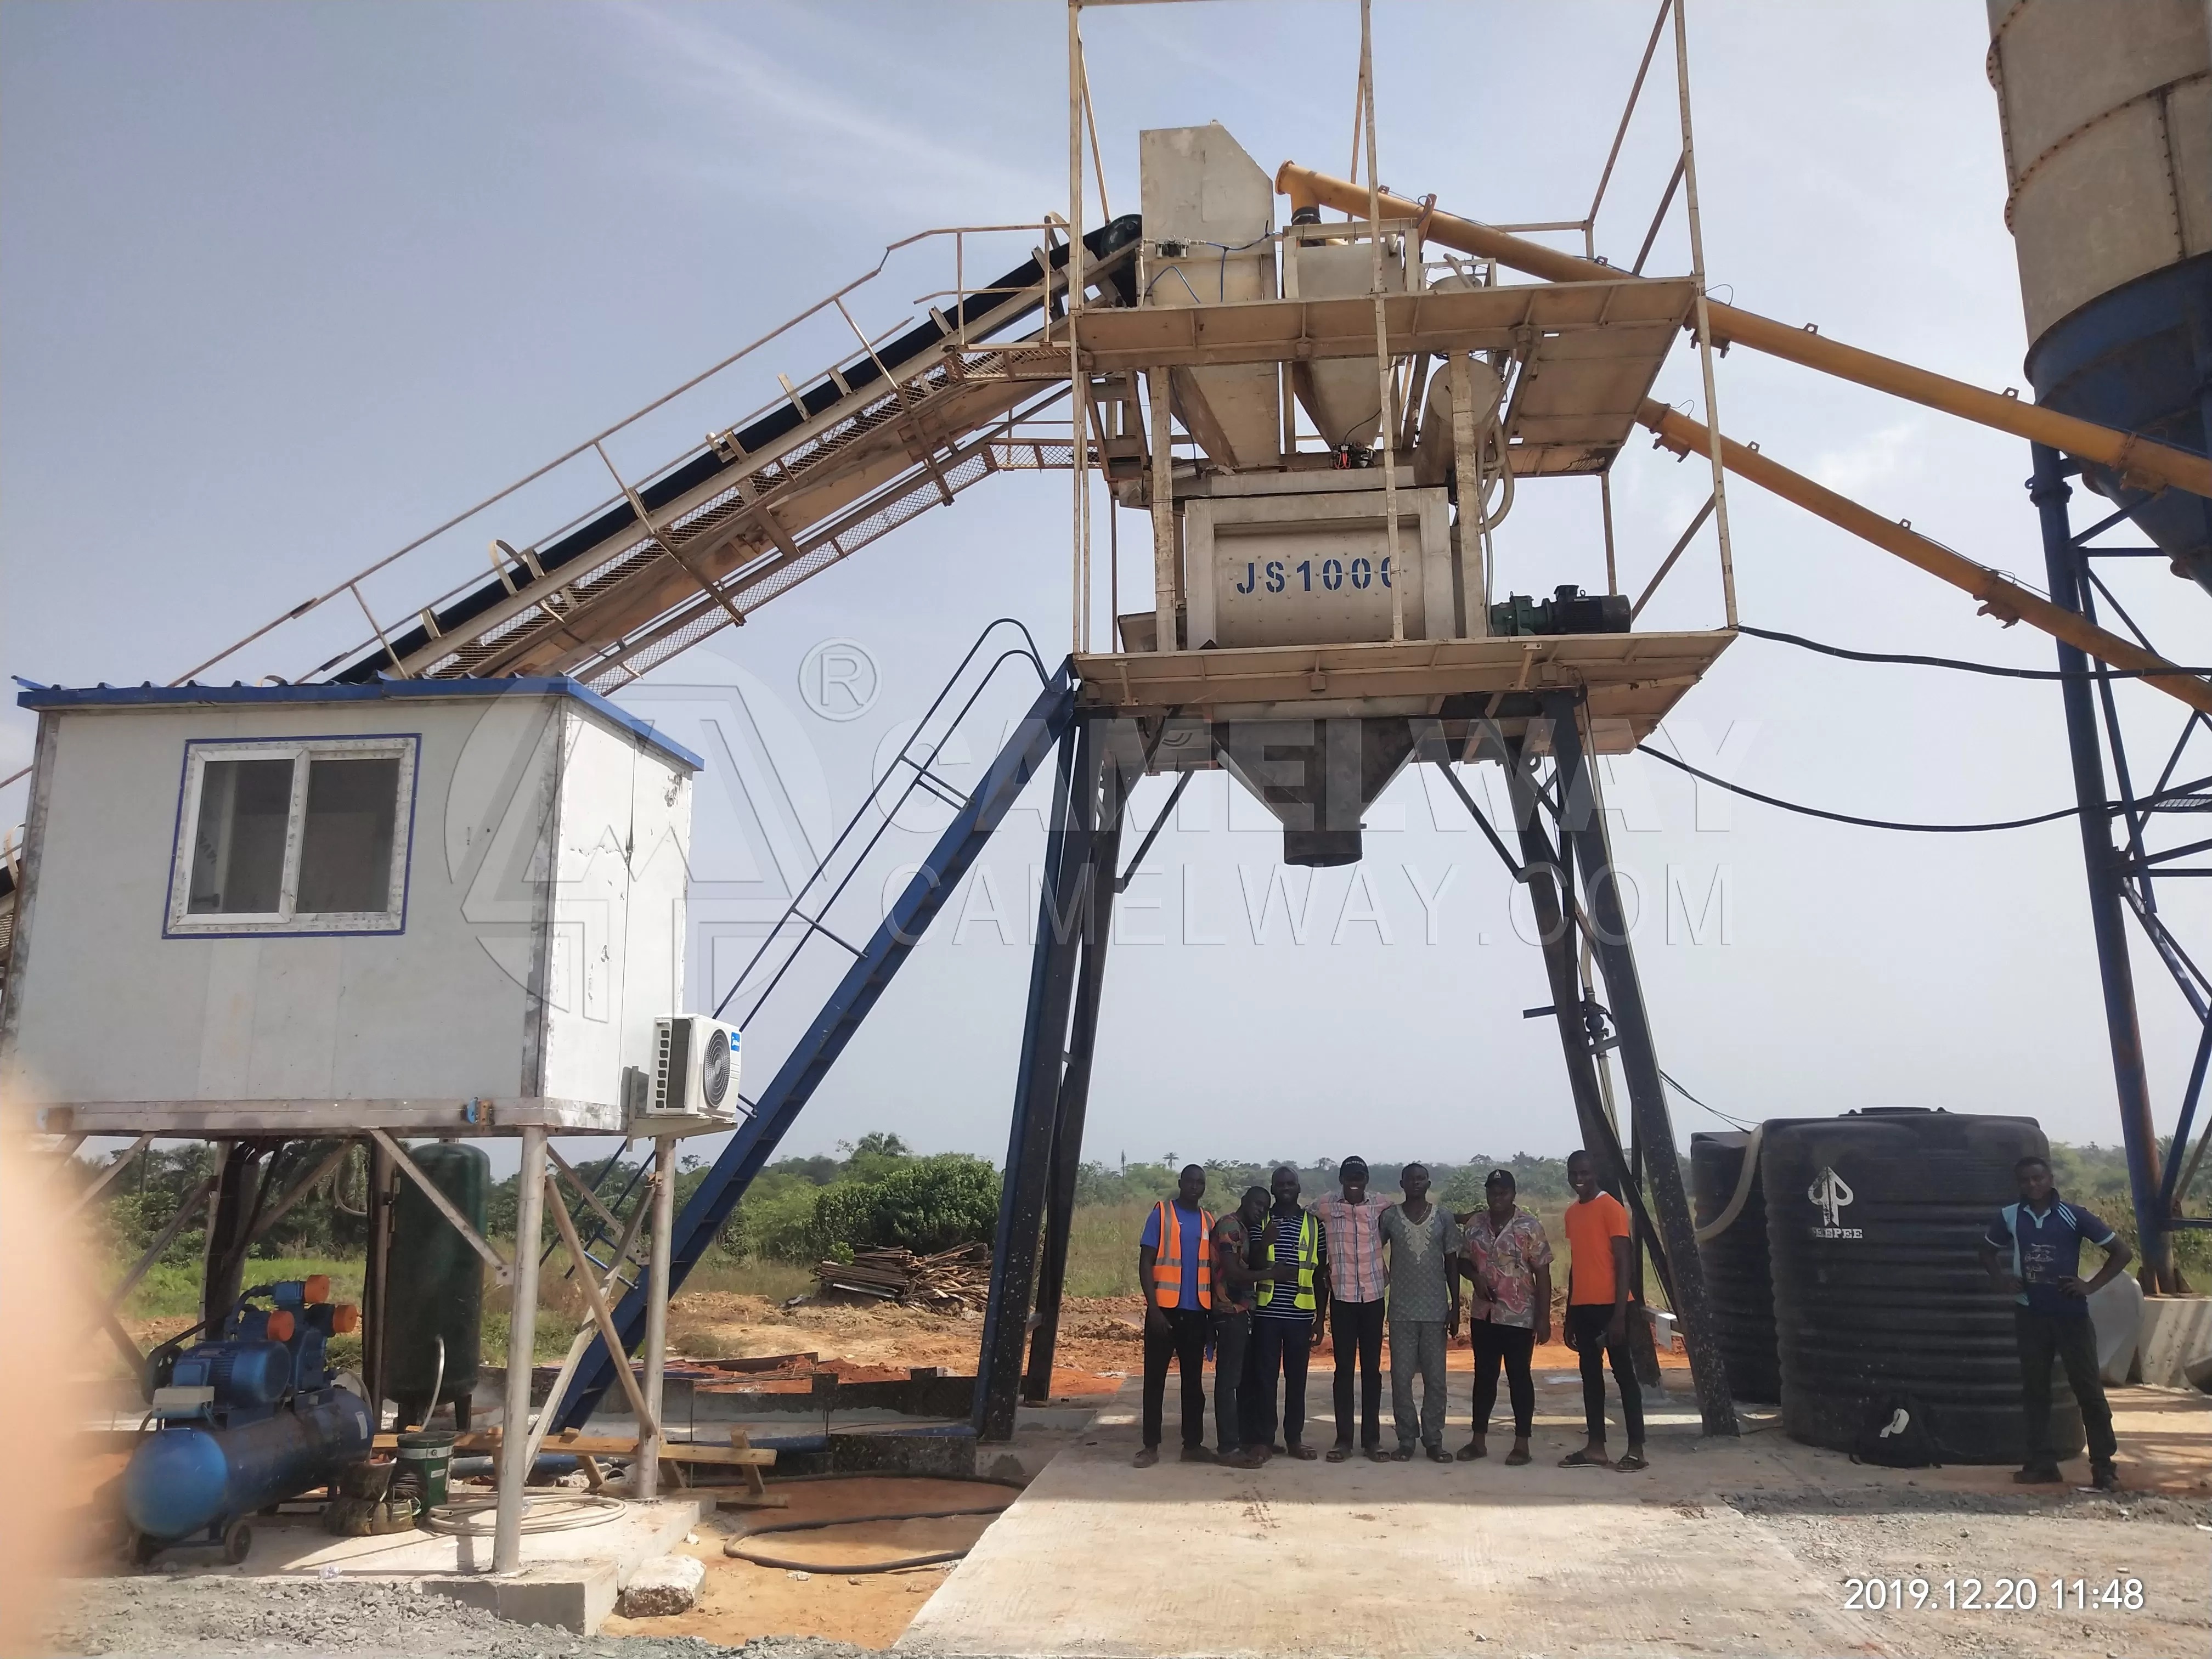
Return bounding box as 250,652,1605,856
164,733,421,938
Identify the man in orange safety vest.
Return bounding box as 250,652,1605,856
1136,1164,1216,1466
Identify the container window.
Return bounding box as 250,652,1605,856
187,757,294,915
296,757,402,914
167,736,417,936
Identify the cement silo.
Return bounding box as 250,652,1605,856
1988,0,2212,586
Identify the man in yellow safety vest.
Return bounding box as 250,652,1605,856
1249,1164,1328,1459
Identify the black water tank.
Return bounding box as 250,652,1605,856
1763,1109,2080,1464
1691,1132,1780,1404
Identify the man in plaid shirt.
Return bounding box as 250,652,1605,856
1311,1156,1388,1462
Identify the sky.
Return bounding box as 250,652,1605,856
5,1,2209,1176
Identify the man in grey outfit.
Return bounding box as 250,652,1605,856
1379,1163,1463,1462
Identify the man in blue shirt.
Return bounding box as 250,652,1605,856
1978,1155,2129,1490
1135,1165,1217,1467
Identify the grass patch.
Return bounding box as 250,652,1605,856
678,1257,816,1303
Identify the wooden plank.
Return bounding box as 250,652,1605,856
371,1430,776,1465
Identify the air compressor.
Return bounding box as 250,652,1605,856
123,1276,373,1564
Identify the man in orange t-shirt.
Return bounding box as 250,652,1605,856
1559,1149,1645,1471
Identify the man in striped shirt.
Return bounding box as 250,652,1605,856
1310,1155,1387,1462
1249,1164,1327,1460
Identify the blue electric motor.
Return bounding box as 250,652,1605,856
124,1278,373,1564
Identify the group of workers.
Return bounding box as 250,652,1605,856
1137,1150,2130,1487
1135,1150,1647,1471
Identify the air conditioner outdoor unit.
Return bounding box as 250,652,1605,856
634,1016,742,1130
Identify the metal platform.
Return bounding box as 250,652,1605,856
1070,278,1695,477
27,1096,626,1138
1073,628,1734,748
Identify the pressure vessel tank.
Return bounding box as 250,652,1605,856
1987,0,2212,588
1763,1108,2081,1464
1690,1131,1781,1404
384,1141,488,1428
122,1389,374,1548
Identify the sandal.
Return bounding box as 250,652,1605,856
1324,1443,1352,1464
1557,1449,1609,1468
1285,1442,1319,1460
1503,1446,1532,1466
1614,1451,1649,1472
1427,1447,1454,1464
1456,1440,1487,1462
1390,1446,1414,1462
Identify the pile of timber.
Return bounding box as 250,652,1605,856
814,1243,990,1311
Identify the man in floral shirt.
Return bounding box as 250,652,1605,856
1458,1168,1553,1466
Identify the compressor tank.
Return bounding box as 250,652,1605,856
385,1141,487,1426
123,1389,373,1543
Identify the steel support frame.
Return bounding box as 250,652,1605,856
1534,693,1736,1435
554,668,1080,1430
1023,727,1134,1404
975,718,1093,1438
2030,442,2206,1283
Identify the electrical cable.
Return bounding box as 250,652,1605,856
1660,1068,1756,1134
1738,623,2212,681
1635,743,2081,833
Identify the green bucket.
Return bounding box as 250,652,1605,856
394,1430,458,1514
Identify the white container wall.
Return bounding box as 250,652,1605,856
0,680,698,1136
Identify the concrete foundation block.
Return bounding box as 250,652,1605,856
2135,1295,2212,1389
616,1553,704,1617
426,1562,618,1634
830,1424,977,1478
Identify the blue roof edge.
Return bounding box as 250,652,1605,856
16,676,706,773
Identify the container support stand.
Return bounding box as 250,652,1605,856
495,1124,546,1574
635,1133,678,1500
1024,720,1136,1403
1539,691,1737,1436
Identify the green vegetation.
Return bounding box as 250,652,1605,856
82,1134,2211,1351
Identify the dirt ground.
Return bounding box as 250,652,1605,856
662,1291,1695,1384
663,1293,1147,1380
597,1477,1016,1651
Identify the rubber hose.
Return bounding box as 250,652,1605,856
724,1473,1021,1575
724,1506,1011,1575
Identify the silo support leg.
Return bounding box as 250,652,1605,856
1541,693,1738,1437
2030,443,2180,1291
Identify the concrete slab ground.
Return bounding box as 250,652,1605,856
899,1377,2212,1658
108,1498,702,1635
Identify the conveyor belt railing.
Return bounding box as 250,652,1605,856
166,217,1138,694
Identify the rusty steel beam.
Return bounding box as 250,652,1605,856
1637,400,2212,718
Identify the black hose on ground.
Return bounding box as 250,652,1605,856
722,1472,1019,1575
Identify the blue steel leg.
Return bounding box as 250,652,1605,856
553,669,1079,1430
2030,444,2176,1289
973,716,1099,1441
1024,722,1138,1403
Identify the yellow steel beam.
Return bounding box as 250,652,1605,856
1634,399,2212,718
1277,161,2212,504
